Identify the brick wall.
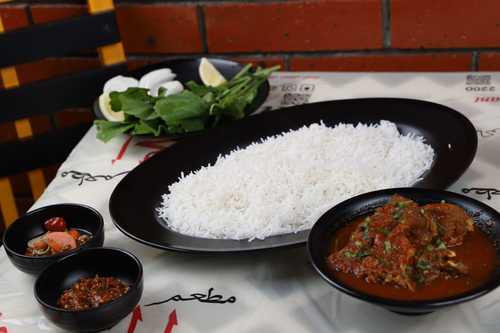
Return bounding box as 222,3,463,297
1,0,500,215
2,0,500,76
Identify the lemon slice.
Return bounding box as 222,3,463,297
98,93,125,122
199,58,226,87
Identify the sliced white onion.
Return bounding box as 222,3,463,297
27,233,47,248
158,80,184,96
139,68,176,96
103,75,139,93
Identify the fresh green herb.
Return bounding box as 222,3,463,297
95,65,279,142
393,210,402,220
426,244,434,251
343,250,370,259
416,259,431,270
343,251,356,258
380,227,390,236
356,251,370,258
384,240,392,252
436,238,447,250
436,222,446,235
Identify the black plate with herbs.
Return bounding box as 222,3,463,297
93,58,272,141
109,98,477,254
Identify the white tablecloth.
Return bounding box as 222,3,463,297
1,72,500,333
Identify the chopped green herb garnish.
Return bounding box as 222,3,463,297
393,211,402,220
343,251,356,258
384,240,392,252
417,259,431,270
380,227,390,236
426,244,434,251
436,239,447,250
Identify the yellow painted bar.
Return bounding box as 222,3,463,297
98,42,126,66
87,0,114,13
87,0,126,66
0,178,18,226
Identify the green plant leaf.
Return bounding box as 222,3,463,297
95,120,134,142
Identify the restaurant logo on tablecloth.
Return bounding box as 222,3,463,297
145,288,236,307
465,74,500,103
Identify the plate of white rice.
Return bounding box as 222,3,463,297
109,98,477,253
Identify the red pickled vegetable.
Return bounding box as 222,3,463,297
45,232,77,253
68,229,80,240
44,217,67,232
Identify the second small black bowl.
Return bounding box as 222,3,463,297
308,188,500,315
2,204,104,275
35,247,143,332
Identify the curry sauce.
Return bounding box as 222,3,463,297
327,195,497,300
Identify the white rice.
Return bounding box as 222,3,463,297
157,121,434,241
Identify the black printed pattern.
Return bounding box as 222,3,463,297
462,187,500,200
145,288,236,307
60,170,130,186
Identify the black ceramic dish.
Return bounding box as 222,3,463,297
2,204,104,275
110,98,477,254
308,188,500,315
93,57,270,140
35,247,143,332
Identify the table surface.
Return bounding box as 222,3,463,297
2,72,500,333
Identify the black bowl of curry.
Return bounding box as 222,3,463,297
308,188,500,315
35,247,143,332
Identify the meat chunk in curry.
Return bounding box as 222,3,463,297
328,195,475,291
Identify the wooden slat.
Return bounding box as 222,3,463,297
0,178,18,226
1,15,46,223
0,124,91,178
0,16,19,225
0,63,127,123
0,11,120,68
87,0,127,67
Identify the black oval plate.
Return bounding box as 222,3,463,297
307,188,500,314
93,57,270,140
109,98,477,254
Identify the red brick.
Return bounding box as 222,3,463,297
392,0,500,48
127,58,160,71
0,5,29,30
230,56,286,70
116,4,203,54
16,57,100,84
290,53,472,71
479,52,500,71
30,4,86,23
204,0,382,53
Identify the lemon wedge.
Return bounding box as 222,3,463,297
199,58,226,87
98,93,125,122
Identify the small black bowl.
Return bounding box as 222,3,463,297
3,204,104,275
35,247,143,332
308,188,500,315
